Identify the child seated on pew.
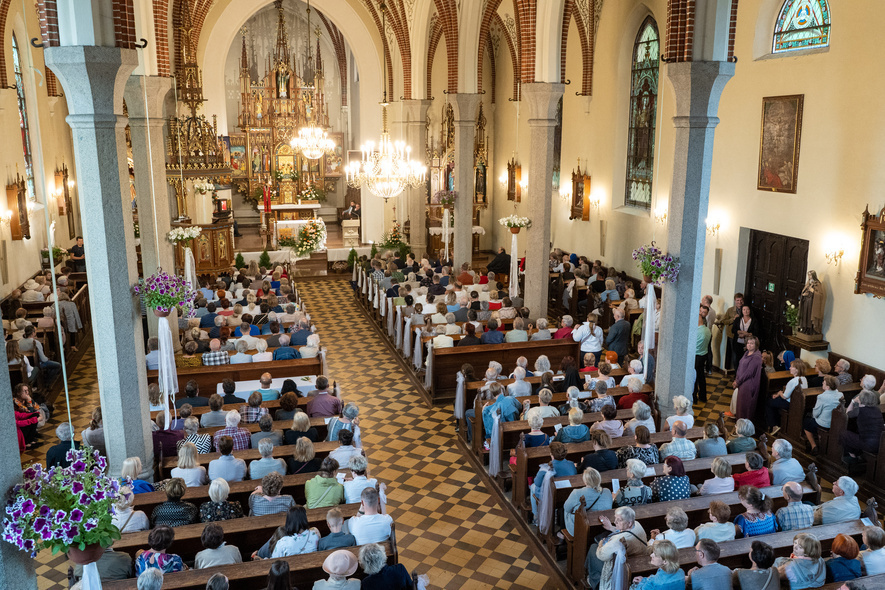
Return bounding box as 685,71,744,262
774,532,826,589
317,508,357,551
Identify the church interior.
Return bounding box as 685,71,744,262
2,0,885,588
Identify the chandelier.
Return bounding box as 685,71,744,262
291,0,335,161
345,2,425,201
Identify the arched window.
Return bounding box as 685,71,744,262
773,0,831,54
624,17,659,210
11,34,35,201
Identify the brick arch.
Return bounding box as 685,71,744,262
360,0,394,101
432,0,457,93
492,13,519,101
425,16,443,99
513,0,536,84
569,2,595,96
665,0,696,62
112,0,138,49
378,0,412,99
486,37,496,104
476,0,502,96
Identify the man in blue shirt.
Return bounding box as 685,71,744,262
480,319,505,344
199,302,218,328
272,335,301,360
256,373,280,402
290,320,311,346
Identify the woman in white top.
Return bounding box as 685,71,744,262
623,401,656,436
170,442,209,487
430,303,448,324
861,525,885,575
444,313,461,335
647,507,696,549
111,486,150,532
244,293,261,316
572,314,604,366
766,359,809,432
252,339,273,362
665,396,695,430
697,457,735,496
300,334,320,359
343,455,377,504
618,359,646,387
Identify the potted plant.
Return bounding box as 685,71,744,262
432,190,458,207
41,246,69,266
499,214,532,234
235,252,246,269
133,268,197,318
632,242,681,285
2,449,127,563
347,248,358,271
192,178,214,195
784,300,799,335
167,226,202,246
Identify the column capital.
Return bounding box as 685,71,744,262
521,82,565,121
124,75,173,121
666,61,735,120
401,98,434,123
449,93,482,123
44,46,138,116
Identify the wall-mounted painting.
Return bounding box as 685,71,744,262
855,204,885,298
757,94,803,193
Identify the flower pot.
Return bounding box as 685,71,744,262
642,275,653,284
510,227,521,234
153,309,171,318
67,543,104,565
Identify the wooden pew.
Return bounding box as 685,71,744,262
464,367,630,393
196,417,328,438
161,441,340,471
566,469,821,585
511,427,705,513
781,382,864,442
627,516,874,578
104,540,398,590
820,574,885,590
428,339,581,405
146,357,323,399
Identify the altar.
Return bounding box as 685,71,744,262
258,201,320,221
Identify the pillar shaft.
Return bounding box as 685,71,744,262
449,93,482,268
0,315,37,585
44,46,154,478
522,83,565,320
656,61,735,418
401,100,433,257
125,75,178,344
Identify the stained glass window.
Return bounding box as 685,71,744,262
11,35,35,201
624,17,659,210
773,0,830,54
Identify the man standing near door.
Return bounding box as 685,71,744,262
695,313,712,404
715,293,744,373
69,236,86,272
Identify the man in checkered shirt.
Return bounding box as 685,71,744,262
775,481,814,531
658,421,697,461
240,391,269,424
201,338,230,366
212,410,251,451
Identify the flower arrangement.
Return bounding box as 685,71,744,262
381,222,406,248
133,268,197,316
784,300,799,328
280,219,326,258
632,242,680,285
192,178,214,195
42,246,68,261
167,226,202,245
499,214,532,229
432,190,458,206
299,184,326,203
2,449,126,557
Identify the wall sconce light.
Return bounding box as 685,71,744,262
654,205,668,225
588,194,601,212
559,184,572,202
825,247,844,266
67,179,75,190
706,217,721,237
519,176,528,192
498,172,508,189
0,210,11,226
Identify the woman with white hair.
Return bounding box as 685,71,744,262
665,396,694,430
507,367,532,397
534,355,552,375
444,313,461,335
726,418,758,453
199,478,244,522
563,467,613,536
170,442,209,487
327,403,362,447
359,543,412,588
695,423,727,458
252,339,272,362
111,486,150,532
554,315,575,339
530,318,552,340
618,359,646,387
588,506,648,590
614,459,652,507
623,401,656,436
120,457,154,494
343,454,378,503
300,333,320,358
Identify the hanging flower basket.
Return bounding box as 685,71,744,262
632,242,680,285
432,190,458,207
167,226,202,245
133,269,197,318
510,227,521,234
67,542,104,565
499,215,532,231
153,309,171,318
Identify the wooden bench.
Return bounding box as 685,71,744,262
160,441,340,472
196,416,328,438
464,367,630,393
820,574,885,590
779,382,863,442
147,357,324,399
566,468,821,584
428,339,581,405
511,427,706,513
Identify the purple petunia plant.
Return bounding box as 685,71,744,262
3,449,127,557
133,268,197,317
632,241,681,285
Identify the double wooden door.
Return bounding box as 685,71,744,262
744,230,809,353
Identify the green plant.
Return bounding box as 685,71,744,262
397,243,410,260
784,300,799,328
632,242,681,285
47,246,68,261
347,248,358,269
235,252,245,269
259,250,271,269
370,242,378,258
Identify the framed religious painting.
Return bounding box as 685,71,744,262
571,166,590,221
757,94,803,193
855,204,885,298
229,134,248,177
324,133,344,177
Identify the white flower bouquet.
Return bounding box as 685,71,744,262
167,226,202,244
192,179,214,195
498,215,532,229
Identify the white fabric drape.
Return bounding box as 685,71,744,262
402,317,412,358
351,263,357,283
454,371,466,420
489,411,502,477
183,246,199,292
509,231,519,299
538,468,556,535
642,284,658,381
442,209,451,262
318,348,328,376
610,536,629,590
361,270,367,294
394,307,403,347
413,327,423,369
157,316,178,429
80,562,101,590
424,342,433,388
380,294,387,317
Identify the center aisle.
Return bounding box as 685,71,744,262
299,280,551,589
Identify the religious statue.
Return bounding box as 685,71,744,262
798,270,825,336
277,67,289,98
255,94,263,120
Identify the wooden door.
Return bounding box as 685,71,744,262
745,230,808,353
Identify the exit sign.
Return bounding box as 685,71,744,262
767,282,775,292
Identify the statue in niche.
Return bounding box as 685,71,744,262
277,66,289,98
798,270,825,336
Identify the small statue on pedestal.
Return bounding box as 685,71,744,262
797,270,825,340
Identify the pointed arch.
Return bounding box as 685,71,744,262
773,0,830,53
624,16,659,210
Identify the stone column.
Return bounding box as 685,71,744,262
125,75,179,346
449,93,481,268
44,46,154,479
522,83,564,319
402,99,433,257
656,61,735,419
0,315,37,586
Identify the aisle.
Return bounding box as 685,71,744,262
298,280,551,589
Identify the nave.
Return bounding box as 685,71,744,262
28,280,550,590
